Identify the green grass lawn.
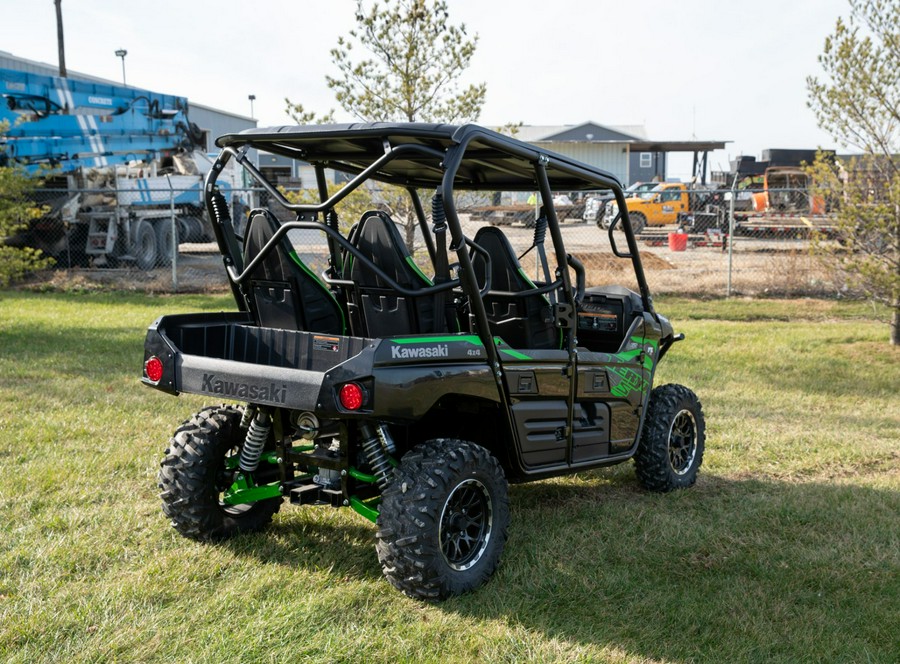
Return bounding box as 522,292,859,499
1,291,897,663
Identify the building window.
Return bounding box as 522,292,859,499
639,152,652,169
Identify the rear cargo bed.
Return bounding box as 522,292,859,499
143,312,371,409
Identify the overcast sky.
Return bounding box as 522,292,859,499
2,0,852,179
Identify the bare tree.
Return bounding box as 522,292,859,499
285,0,486,251
807,0,899,344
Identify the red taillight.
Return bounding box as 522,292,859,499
145,356,164,383
339,382,364,410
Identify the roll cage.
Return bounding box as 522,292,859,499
204,123,655,365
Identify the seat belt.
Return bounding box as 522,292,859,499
518,206,555,305
431,188,454,332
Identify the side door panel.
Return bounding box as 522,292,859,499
504,350,570,468
504,315,663,470
575,316,650,458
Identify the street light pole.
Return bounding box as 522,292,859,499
115,49,127,86
248,94,256,118
55,0,67,77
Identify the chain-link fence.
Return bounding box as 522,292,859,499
19,186,263,291
21,184,847,297
460,185,842,298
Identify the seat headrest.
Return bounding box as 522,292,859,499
472,226,532,292
351,211,430,288
243,210,294,282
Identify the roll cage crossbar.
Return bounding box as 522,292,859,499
230,216,494,300
218,142,447,215
204,124,655,355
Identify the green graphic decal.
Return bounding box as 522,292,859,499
390,335,533,360
392,335,480,344
611,336,657,371
607,365,649,398
496,343,532,360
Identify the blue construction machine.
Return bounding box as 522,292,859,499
1,66,237,268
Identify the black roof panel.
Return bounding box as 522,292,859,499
216,123,623,191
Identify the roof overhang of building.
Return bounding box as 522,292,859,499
628,140,729,152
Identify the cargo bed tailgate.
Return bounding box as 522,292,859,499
142,312,372,410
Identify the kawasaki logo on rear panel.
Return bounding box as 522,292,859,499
201,373,286,403
390,344,450,360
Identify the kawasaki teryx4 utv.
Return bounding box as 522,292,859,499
142,123,705,600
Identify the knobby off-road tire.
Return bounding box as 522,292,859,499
635,384,705,492
376,439,510,601
158,405,282,540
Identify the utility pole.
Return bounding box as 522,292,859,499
115,49,128,86
55,0,67,77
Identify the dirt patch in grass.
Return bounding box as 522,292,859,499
575,250,676,271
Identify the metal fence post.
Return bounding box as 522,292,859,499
727,177,737,297
166,175,178,292
113,176,120,270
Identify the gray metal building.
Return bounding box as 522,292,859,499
514,122,727,186
515,122,643,185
